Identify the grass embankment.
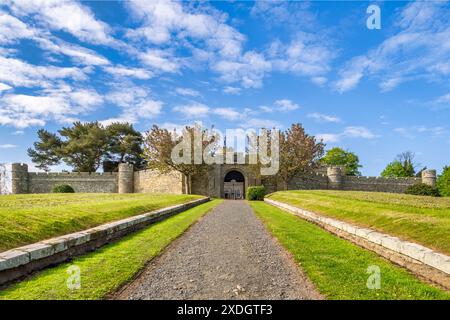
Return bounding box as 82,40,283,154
0,193,202,252
267,190,450,255
250,201,449,300
0,199,222,300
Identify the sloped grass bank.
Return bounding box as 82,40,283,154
0,193,202,252
250,201,449,300
0,199,222,300
267,191,450,255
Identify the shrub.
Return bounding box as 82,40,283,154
246,186,265,200
437,166,450,197
405,183,440,197
52,184,75,193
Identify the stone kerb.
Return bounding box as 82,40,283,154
264,198,450,277
0,197,210,286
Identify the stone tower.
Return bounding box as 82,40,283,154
421,169,437,187
327,166,343,190
11,163,29,194
118,163,134,193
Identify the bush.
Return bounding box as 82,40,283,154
437,166,450,197
405,183,440,197
246,186,265,200
52,184,75,193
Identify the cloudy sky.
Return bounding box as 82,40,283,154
1,0,450,175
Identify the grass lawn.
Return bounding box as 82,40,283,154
267,190,450,256
0,193,202,252
0,199,222,300
250,201,450,300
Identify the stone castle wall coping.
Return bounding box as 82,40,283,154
0,197,209,285
264,198,450,276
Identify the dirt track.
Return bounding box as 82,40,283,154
115,200,322,300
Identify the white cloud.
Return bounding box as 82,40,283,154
104,86,163,124
212,107,240,120
268,33,335,84
258,99,299,113
317,126,377,143
0,85,103,128
343,126,377,139
213,51,271,89
0,11,35,44
307,112,341,123
0,144,16,149
223,86,241,95
394,126,447,139
0,56,87,88
240,118,281,129
139,49,181,73
175,87,201,97
335,2,450,92
274,99,299,112
103,65,153,79
173,102,210,118
7,0,113,44
36,37,110,66
0,83,12,92
125,0,244,59
316,133,340,143
435,93,450,105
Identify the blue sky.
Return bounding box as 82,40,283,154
1,0,450,176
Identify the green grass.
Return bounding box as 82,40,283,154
0,199,222,300
267,190,450,255
0,193,202,252
250,201,450,300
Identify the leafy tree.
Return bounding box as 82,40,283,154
437,166,450,197
277,123,325,190
143,124,217,194
58,122,109,172
27,129,63,171
381,151,417,178
28,122,143,172
104,123,144,171
321,147,362,176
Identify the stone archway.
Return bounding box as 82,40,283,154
223,170,245,199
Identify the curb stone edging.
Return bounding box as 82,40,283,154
0,197,210,286
264,198,450,277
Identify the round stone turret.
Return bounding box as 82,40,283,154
327,166,343,189
421,169,437,187
11,163,29,194
118,163,134,193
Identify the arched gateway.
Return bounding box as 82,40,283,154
223,170,245,199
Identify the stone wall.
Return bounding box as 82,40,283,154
341,176,421,193
134,169,184,194
28,172,118,193
9,162,438,196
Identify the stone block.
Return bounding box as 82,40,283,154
41,238,68,254
0,250,30,270
400,242,431,261
422,252,450,274
380,236,402,253
20,243,54,261
366,232,385,245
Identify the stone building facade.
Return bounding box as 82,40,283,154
10,162,437,197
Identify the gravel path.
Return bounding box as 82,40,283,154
115,200,322,300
